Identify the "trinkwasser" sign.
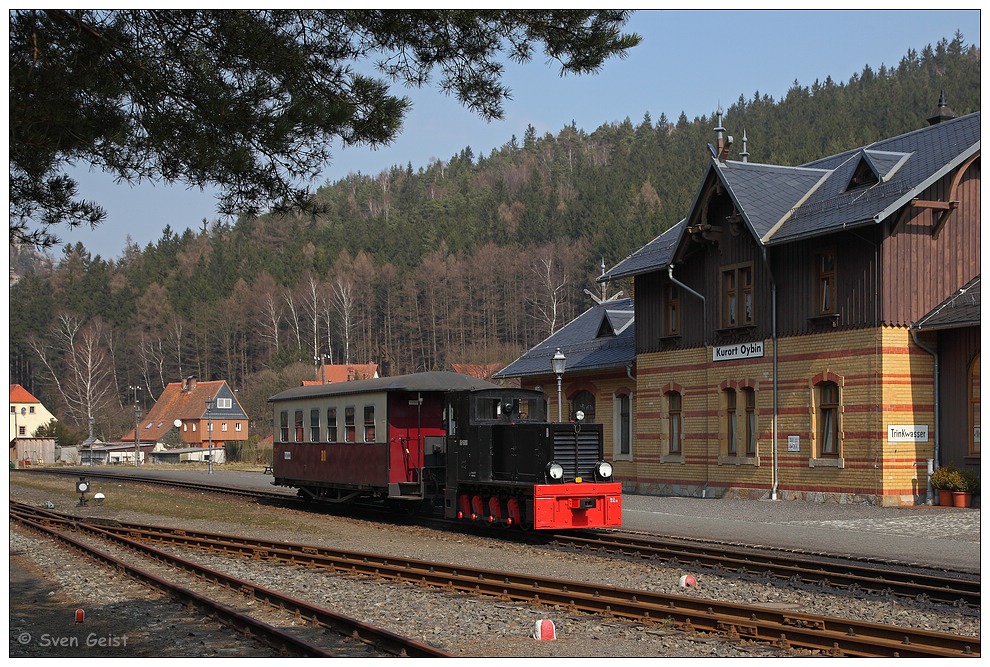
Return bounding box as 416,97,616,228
712,341,764,362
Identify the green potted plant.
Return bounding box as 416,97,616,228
955,469,980,508
930,466,965,506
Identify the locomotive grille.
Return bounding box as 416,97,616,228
552,428,601,480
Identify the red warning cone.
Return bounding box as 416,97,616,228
75,609,85,623
678,574,697,588
533,619,556,640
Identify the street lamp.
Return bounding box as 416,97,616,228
134,404,142,467
205,395,215,474
551,347,566,422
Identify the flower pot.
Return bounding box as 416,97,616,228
938,489,954,506
952,491,972,508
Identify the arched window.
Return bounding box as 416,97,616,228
724,388,738,455
818,381,840,456
667,391,682,455
743,387,758,456
614,391,632,458
571,390,596,423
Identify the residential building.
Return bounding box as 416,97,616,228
121,376,248,448
304,363,380,385
9,384,56,442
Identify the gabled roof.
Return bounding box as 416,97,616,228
9,384,41,404
122,379,247,443
494,297,635,379
914,275,981,331
602,112,980,281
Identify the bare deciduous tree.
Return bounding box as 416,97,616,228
29,314,117,432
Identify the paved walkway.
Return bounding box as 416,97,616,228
621,494,981,573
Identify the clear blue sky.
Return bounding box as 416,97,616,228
58,8,981,260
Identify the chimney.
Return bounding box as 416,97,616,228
927,90,956,125
183,375,197,392
713,107,733,162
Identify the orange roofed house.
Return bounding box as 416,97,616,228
303,363,379,386
121,376,249,448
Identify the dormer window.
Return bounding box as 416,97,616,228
847,160,879,189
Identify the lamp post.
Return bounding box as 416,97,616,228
206,395,214,474
551,347,566,422
134,404,142,467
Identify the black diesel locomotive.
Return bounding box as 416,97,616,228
269,371,622,530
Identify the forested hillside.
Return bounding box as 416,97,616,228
8,33,980,444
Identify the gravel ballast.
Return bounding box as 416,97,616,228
9,476,980,657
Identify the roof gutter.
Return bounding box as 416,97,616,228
910,329,938,505
760,246,780,501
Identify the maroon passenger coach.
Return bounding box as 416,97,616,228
269,371,622,530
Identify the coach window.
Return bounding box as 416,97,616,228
327,407,338,443
294,410,304,442
364,406,376,443
344,407,356,442
310,408,321,442
279,411,289,442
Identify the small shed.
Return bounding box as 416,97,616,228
10,437,56,466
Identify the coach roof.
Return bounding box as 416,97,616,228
268,371,502,403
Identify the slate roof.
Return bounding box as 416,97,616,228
913,275,981,331
602,112,980,281
494,297,635,379
270,371,501,403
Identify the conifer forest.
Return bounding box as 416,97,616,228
8,32,980,444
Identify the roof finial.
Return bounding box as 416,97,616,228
740,129,750,163
927,90,956,125
712,105,732,162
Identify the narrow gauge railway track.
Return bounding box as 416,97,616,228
550,531,981,609
21,469,980,611
9,503,451,659
12,502,978,658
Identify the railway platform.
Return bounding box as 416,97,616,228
55,466,982,574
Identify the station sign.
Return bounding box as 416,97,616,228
713,341,764,362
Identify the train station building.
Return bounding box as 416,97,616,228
499,102,980,506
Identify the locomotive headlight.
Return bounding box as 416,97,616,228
595,461,613,479
546,462,564,481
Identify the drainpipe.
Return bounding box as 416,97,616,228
760,247,779,501
668,265,709,497
910,329,938,505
